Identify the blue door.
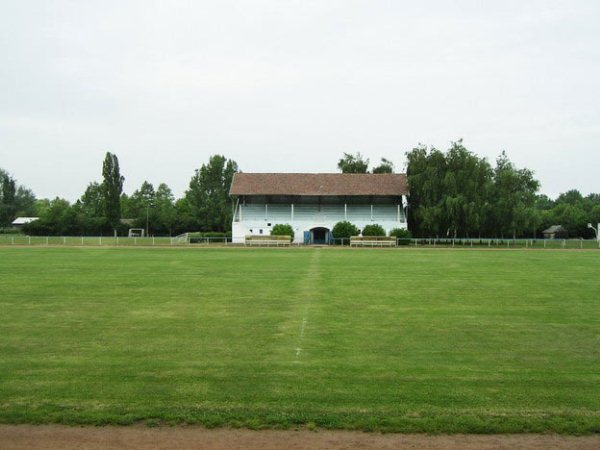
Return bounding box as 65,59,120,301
303,231,311,245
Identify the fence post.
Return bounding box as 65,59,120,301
63,237,66,245
11,237,14,245
81,236,84,245
28,236,31,245
99,236,102,246
46,236,49,246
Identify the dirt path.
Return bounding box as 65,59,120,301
1,425,599,450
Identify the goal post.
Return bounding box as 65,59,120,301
128,228,145,238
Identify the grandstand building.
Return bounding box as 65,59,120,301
229,173,409,244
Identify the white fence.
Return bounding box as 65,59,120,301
1,235,598,249
0,235,232,247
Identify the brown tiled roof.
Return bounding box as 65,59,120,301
229,173,408,196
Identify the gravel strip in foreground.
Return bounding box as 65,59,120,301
1,425,599,450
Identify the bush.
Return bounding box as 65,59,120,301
389,228,412,245
271,224,294,239
203,231,227,242
389,228,412,238
332,221,358,240
203,231,226,238
362,224,385,236
188,232,203,243
0,227,21,234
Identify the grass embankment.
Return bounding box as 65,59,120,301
0,247,598,433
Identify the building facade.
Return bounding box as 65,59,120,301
229,173,409,244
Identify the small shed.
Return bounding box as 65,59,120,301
11,217,39,228
542,225,567,239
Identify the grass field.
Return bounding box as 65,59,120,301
0,247,599,433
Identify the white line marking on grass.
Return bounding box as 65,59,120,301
295,317,308,358
300,317,307,339
294,250,320,360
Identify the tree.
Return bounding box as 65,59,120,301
128,181,156,234
186,155,238,232
0,169,17,226
173,197,196,235
78,182,104,217
405,145,449,237
535,191,600,239
556,189,583,206
101,152,124,233
34,199,51,217
591,205,600,228
0,169,37,226
15,186,37,217
155,183,176,236
371,158,394,174
550,203,588,237
442,141,493,237
491,151,539,238
406,142,538,238
337,152,369,173
22,197,75,235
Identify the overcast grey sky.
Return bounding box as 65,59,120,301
1,0,599,201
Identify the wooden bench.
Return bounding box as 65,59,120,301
245,235,292,247
350,236,396,247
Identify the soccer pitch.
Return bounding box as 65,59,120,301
0,247,599,433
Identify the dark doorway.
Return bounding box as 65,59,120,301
311,227,329,244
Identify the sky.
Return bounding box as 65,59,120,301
1,0,599,201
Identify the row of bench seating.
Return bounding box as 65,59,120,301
245,235,292,246
349,236,396,247
244,235,400,247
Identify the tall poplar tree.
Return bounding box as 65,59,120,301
101,152,124,234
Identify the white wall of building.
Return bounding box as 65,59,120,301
232,200,407,243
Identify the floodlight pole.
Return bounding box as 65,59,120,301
588,223,600,241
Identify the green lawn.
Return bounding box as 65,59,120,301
0,247,599,433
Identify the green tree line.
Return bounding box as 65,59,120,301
405,141,599,239
2,146,599,238
1,153,237,236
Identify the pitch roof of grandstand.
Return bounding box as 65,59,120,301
229,173,409,196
